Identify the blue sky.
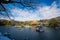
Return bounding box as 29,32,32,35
1,0,60,21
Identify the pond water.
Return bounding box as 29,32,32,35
0,26,60,40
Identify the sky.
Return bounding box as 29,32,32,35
0,0,60,21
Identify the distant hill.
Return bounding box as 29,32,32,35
0,16,60,26
55,16,60,22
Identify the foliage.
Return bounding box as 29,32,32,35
0,20,15,26
48,18,59,28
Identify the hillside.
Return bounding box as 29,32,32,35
0,16,60,27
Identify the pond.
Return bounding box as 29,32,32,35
0,26,60,40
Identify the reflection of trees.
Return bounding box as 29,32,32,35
0,0,39,19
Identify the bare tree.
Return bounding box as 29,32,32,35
0,0,39,20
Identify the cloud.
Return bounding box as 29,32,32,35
11,8,41,21
10,1,60,21
38,1,60,19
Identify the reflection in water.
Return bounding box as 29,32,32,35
0,26,60,40
0,32,11,40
